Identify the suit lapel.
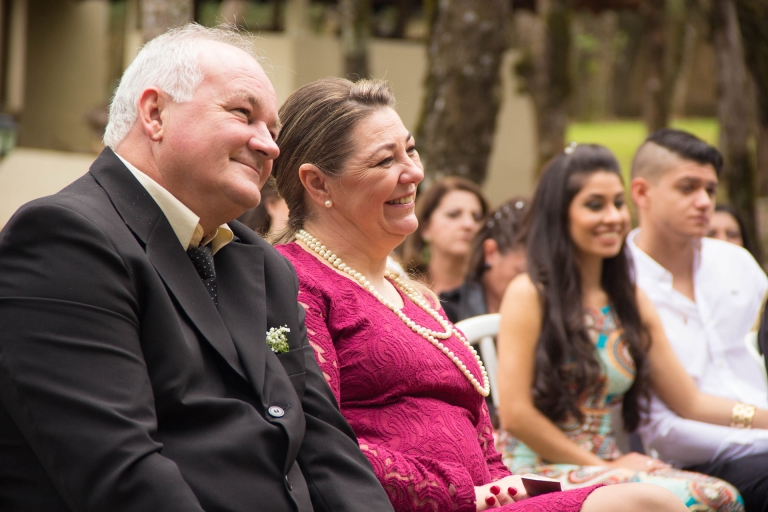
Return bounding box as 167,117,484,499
89,149,247,381
215,240,267,393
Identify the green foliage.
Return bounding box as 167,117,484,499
567,118,718,182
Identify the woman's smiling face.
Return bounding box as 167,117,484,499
327,107,424,246
568,170,630,259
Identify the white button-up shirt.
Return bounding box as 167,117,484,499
115,153,233,253
627,228,768,467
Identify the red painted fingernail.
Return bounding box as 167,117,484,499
508,487,518,497
490,485,501,495
485,495,496,506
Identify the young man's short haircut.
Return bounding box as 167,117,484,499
632,128,724,181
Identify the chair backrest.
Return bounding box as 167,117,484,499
455,313,500,408
744,330,768,385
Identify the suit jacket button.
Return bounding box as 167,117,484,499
268,406,285,418
285,475,293,491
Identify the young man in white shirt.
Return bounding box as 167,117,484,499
628,128,768,511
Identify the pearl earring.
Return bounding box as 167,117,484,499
324,199,333,208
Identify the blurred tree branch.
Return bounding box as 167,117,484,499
142,0,193,42
734,0,768,199
711,0,761,262
340,0,372,80
416,0,511,184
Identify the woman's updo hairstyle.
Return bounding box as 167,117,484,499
271,77,395,244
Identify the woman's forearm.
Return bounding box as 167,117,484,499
500,402,608,467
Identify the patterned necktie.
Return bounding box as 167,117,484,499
187,245,218,307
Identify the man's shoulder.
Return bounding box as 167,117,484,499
700,237,765,281
230,223,297,276
5,172,112,231
701,235,756,261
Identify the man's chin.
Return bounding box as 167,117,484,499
683,227,708,240
230,185,263,210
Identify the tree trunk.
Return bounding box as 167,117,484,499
220,0,248,27
416,0,510,184
514,0,572,171
339,0,371,81
640,0,686,132
141,0,193,42
712,0,761,262
271,0,285,32
734,0,768,197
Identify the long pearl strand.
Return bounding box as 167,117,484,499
295,229,490,397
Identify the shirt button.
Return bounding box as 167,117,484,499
285,475,293,491
268,406,285,418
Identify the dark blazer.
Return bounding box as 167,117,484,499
0,149,394,512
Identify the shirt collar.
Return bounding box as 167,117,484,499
627,228,672,284
627,228,702,286
115,153,233,254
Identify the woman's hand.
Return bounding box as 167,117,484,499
607,452,670,472
475,474,560,510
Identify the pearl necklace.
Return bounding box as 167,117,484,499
295,229,490,397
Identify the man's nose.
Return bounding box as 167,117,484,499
249,125,280,160
694,188,713,209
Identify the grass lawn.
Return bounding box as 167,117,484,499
566,118,718,181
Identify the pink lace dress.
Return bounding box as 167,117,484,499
278,243,600,512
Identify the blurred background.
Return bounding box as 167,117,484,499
0,0,765,259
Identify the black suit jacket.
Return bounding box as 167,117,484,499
0,149,394,512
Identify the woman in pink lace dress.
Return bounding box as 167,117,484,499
270,77,687,512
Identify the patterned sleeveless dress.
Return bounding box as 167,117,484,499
497,306,745,511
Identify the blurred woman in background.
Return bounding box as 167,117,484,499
402,177,489,294
707,204,756,257
238,179,289,238
441,197,529,324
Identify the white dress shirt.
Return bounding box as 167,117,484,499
627,228,768,467
115,153,232,253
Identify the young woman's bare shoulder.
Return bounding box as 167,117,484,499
501,273,542,310
506,273,538,297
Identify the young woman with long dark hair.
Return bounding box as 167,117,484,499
495,144,767,510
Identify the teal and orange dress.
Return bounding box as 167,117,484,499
497,306,744,511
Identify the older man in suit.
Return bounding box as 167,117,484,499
0,24,394,512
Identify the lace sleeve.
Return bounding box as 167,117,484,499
357,435,477,512
296,282,341,403
477,404,509,481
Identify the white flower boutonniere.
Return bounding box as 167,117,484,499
266,325,291,354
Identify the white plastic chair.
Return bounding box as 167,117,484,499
455,313,500,408
744,330,768,385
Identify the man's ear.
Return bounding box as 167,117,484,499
483,238,499,265
298,163,331,207
136,87,166,142
630,177,651,211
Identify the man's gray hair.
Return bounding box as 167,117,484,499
103,23,260,148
